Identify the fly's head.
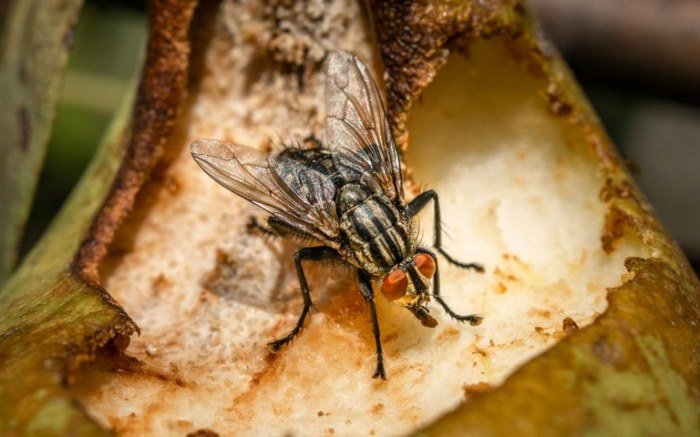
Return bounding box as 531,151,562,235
379,253,438,328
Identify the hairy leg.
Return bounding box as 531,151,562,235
405,190,484,272
417,247,482,326
269,246,341,351
357,269,387,379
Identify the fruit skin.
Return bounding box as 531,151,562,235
0,1,196,435
419,258,700,436
367,0,699,434
0,0,84,284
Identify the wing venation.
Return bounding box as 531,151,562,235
191,139,339,246
325,50,404,203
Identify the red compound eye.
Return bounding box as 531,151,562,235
381,269,408,301
414,253,436,278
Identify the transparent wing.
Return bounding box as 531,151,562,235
190,139,339,247
325,50,404,203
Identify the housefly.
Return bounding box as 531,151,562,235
190,51,483,379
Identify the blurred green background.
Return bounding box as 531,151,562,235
17,0,700,274
18,1,146,256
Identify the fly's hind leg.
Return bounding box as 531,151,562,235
405,190,484,272
268,246,340,352
357,269,387,380
249,216,318,244
417,248,483,326
246,217,275,238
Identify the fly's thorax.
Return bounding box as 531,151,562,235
337,185,414,275
336,183,372,213
274,147,345,188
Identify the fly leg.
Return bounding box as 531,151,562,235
357,269,387,380
248,216,316,242
417,248,483,326
246,217,275,238
302,133,323,149
405,190,484,272
269,246,340,351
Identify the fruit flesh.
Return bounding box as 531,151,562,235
72,2,645,435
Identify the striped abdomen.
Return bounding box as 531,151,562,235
337,183,413,275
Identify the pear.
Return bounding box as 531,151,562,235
1,1,697,435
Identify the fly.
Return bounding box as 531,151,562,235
190,50,484,379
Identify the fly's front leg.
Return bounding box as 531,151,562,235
269,246,340,352
418,248,483,326
357,269,387,380
405,190,484,272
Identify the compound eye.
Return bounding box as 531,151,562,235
381,269,408,301
414,253,436,278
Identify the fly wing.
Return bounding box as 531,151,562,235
325,50,404,204
191,139,339,247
